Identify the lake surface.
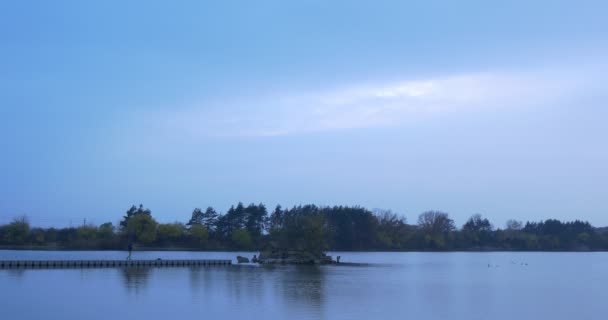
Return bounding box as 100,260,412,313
1,251,606,320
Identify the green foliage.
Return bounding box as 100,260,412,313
2,203,608,252
126,214,158,244
461,214,493,247
463,214,493,233
98,222,115,239
120,204,152,230
3,216,30,244
76,225,98,241
418,211,455,234
269,205,326,254
417,211,455,250
374,210,411,249
187,208,204,226
324,206,377,250
201,207,219,230
190,224,209,245
215,203,267,244
157,223,185,241
188,207,220,234
231,229,252,249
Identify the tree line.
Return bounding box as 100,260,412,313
1,203,607,251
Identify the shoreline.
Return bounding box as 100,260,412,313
1,246,606,253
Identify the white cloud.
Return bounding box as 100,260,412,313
138,66,603,138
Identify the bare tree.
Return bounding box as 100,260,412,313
505,219,523,231
418,211,455,235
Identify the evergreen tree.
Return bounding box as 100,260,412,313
201,207,219,230
187,208,204,226
120,204,151,230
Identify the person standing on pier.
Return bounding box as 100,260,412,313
127,242,133,261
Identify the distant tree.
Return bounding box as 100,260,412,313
44,228,58,243
231,229,252,249
417,211,455,249
120,204,152,230
189,224,209,246
268,205,284,232
56,227,77,244
541,219,565,236
374,209,410,249
4,216,30,244
218,203,247,238
76,224,98,241
418,211,455,234
462,214,493,247
325,206,377,250
201,207,219,230
98,222,115,239
3,201,606,252
506,219,523,231
126,214,158,244
187,208,204,226
232,203,247,229
215,213,229,239
298,210,325,254
29,227,46,244
245,203,267,244
157,223,184,242
272,205,326,254
463,214,493,233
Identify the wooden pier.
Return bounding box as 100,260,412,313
0,259,232,269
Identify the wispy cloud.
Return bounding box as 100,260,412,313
138,66,603,138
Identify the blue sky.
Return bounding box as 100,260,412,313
1,0,607,227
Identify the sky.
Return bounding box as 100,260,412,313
1,0,607,228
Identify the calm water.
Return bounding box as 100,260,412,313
1,251,606,320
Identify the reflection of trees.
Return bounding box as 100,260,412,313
190,265,264,301
120,267,151,294
188,266,217,296
188,264,325,318
277,265,324,318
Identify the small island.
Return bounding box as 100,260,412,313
256,249,333,264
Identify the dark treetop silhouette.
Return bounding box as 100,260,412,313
1,203,607,251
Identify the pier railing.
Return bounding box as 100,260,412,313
0,259,232,269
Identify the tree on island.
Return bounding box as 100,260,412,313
258,205,330,264
244,203,267,246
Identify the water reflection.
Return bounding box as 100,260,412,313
3,252,608,320
189,265,267,301
187,264,325,318
280,265,323,305
119,267,152,294
188,266,223,297
4,268,26,280
273,265,325,318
